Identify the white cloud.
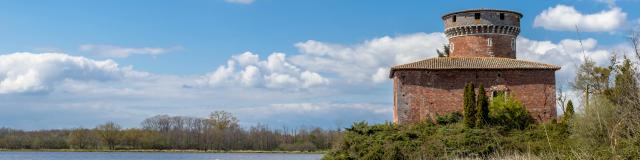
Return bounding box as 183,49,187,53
517,36,640,112
79,44,182,58
533,4,627,32
292,32,448,83
371,67,389,83
224,0,254,5
10,32,638,130
517,37,614,87
240,65,261,87
300,71,330,88
199,33,447,88
233,52,260,66
0,52,144,94
200,52,329,89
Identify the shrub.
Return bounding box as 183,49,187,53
489,94,534,130
463,82,477,128
562,100,574,124
436,112,463,125
476,84,490,127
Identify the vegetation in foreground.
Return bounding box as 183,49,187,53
324,37,640,159
324,95,572,159
0,111,341,152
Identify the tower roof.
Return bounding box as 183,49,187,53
389,57,560,78
441,8,523,19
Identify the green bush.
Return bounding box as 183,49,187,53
489,94,534,130
475,84,490,127
436,112,462,125
323,120,575,160
463,83,477,128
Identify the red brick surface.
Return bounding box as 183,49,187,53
392,69,556,124
450,35,516,58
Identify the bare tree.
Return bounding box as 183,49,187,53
95,122,121,150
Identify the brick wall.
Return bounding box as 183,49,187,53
392,69,556,124
449,35,516,58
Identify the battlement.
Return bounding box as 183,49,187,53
441,9,523,58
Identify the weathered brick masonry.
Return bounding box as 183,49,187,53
392,69,556,124
390,9,560,124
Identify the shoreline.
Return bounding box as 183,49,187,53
0,149,326,154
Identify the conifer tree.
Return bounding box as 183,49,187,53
463,82,477,128
475,84,489,127
563,100,574,123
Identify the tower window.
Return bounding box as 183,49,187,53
450,43,455,52
500,13,505,20
487,38,493,46
474,13,481,19
511,38,516,51
452,15,457,22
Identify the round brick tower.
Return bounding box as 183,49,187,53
442,9,522,58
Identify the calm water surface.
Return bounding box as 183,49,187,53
0,152,323,160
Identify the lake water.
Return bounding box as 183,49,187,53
0,152,324,160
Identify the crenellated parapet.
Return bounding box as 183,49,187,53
444,25,520,38
441,9,522,58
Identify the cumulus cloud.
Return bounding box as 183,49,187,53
0,52,144,94
516,36,640,112
200,52,329,89
79,44,182,58
198,33,448,88
517,37,614,87
10,32,636,129
292,32,448,83
533,4,627,32
224,0,254,5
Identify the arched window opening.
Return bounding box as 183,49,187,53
492,90,507,98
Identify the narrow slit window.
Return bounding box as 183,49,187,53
487,38,493,46
500,13,505,20
474,13,481,19
452,15,457,22
450,43,454,52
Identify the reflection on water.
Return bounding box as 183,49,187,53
0,152,323,160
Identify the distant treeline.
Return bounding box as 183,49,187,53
0,111,341,151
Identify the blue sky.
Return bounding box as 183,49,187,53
0,0,638,130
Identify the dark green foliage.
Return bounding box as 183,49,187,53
475,84,489,127
570,55,640,159
324,121,424,160
436,112,462,125
437,44,450,57
608,57,639,105
463,82,477,128
323,120,572,159
489,94,534,130
562,100,574,123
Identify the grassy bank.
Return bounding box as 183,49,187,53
0,149,326,154
323,120,572,159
